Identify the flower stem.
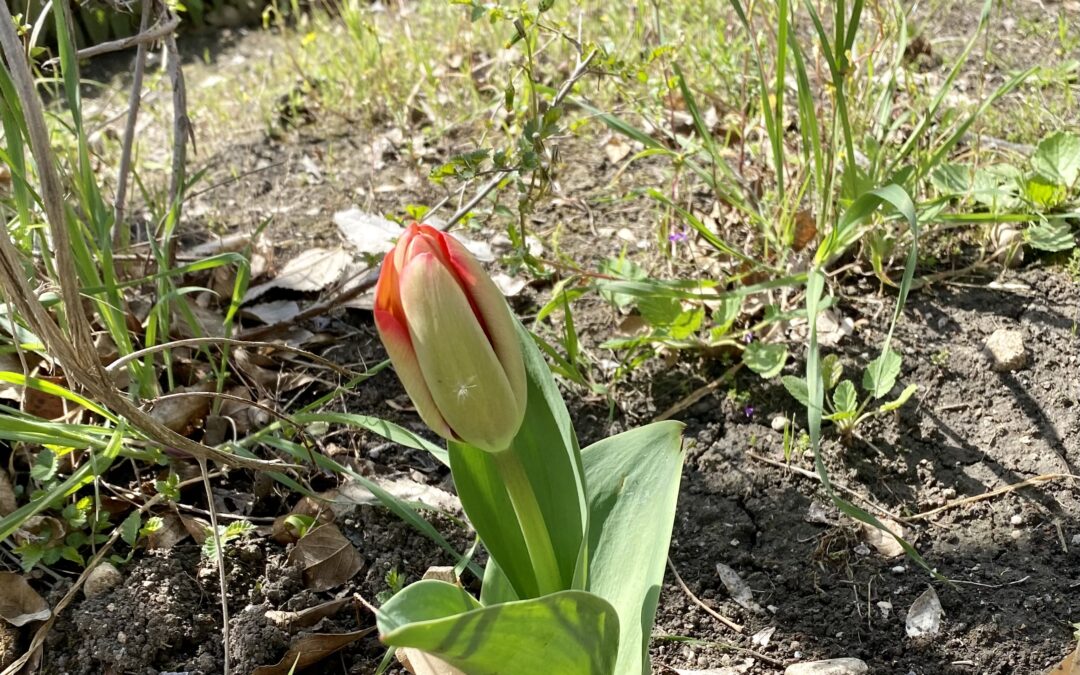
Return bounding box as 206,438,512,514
492,448,563,595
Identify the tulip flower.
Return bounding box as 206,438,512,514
374,223,527,453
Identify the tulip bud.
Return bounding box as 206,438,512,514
374,224,527,453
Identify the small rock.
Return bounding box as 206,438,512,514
1071,534,1080,546
853,543,871,556
877,601,893,619
891,565,906,574
983,329,1027,371
1009,514,1023,526
784,658,869,675
84,561,122,598
771,415,790,431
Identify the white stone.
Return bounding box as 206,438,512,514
84,562,122,599
983,329,1028,371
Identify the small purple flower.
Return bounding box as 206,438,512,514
743,332,754,345
668,229,688,243
744,405,755,419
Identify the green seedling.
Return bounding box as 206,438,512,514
783,351,917,441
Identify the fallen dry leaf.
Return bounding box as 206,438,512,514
150,383,214,434
603,136,632,164
251,627,374,675
491,272,526,297
265,597,350,630
792,209,818,252
399,648,468,675
905,586,944,639
271,497,334,545
715,563,763,614
243,247,352,303
861,518,905,558
0,572,51,626
242,300,302,325
332,477,460,517
334,208,403,257
146,512,190,550
22,374,69,420
287,523,364,592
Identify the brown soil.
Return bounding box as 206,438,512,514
22,2,1080,674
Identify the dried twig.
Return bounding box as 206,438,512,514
113,0,154,241
43,14,181,65
908,473,1080,522
199,456,232,675
654,363,743,422
666,557,744,634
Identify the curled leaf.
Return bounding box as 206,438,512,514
287,523,364,592
251,627,374,675
0,572,50,626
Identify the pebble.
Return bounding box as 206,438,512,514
84,561,122,598
771,415,790,431
1009,514,1023,526
1071,534,1080,546
891,565,906,574
784,658,869,675
983,329,1028,372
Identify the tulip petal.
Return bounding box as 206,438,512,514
374,307,458,442
442,234,527,411
399,253,524,453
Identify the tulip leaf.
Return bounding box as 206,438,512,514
378,580,620,675
449,318,588,599
581,421,685,675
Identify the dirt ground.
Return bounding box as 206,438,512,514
24,2,1080,674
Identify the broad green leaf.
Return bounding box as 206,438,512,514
782,375,810,407
1023,175,1068,210
1031,131,1080,187
120,511,141,547
582,421,684,675
742,342,788,379
711,296,742,336
31,448,58,482
668,307,705,340
378,581,619,675
971,167,1020,211
821,353,843,390
930,163,971,196
832,380,857,414
637,294,682,327
862,349,902,399
879,383,918,413
1025,218,1075,252
449,318,587,599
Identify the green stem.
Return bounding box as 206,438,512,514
491,449,563,595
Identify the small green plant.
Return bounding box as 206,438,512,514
372,224,685,674
201,520,256,561
782,351,917,441
376,567,405,605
